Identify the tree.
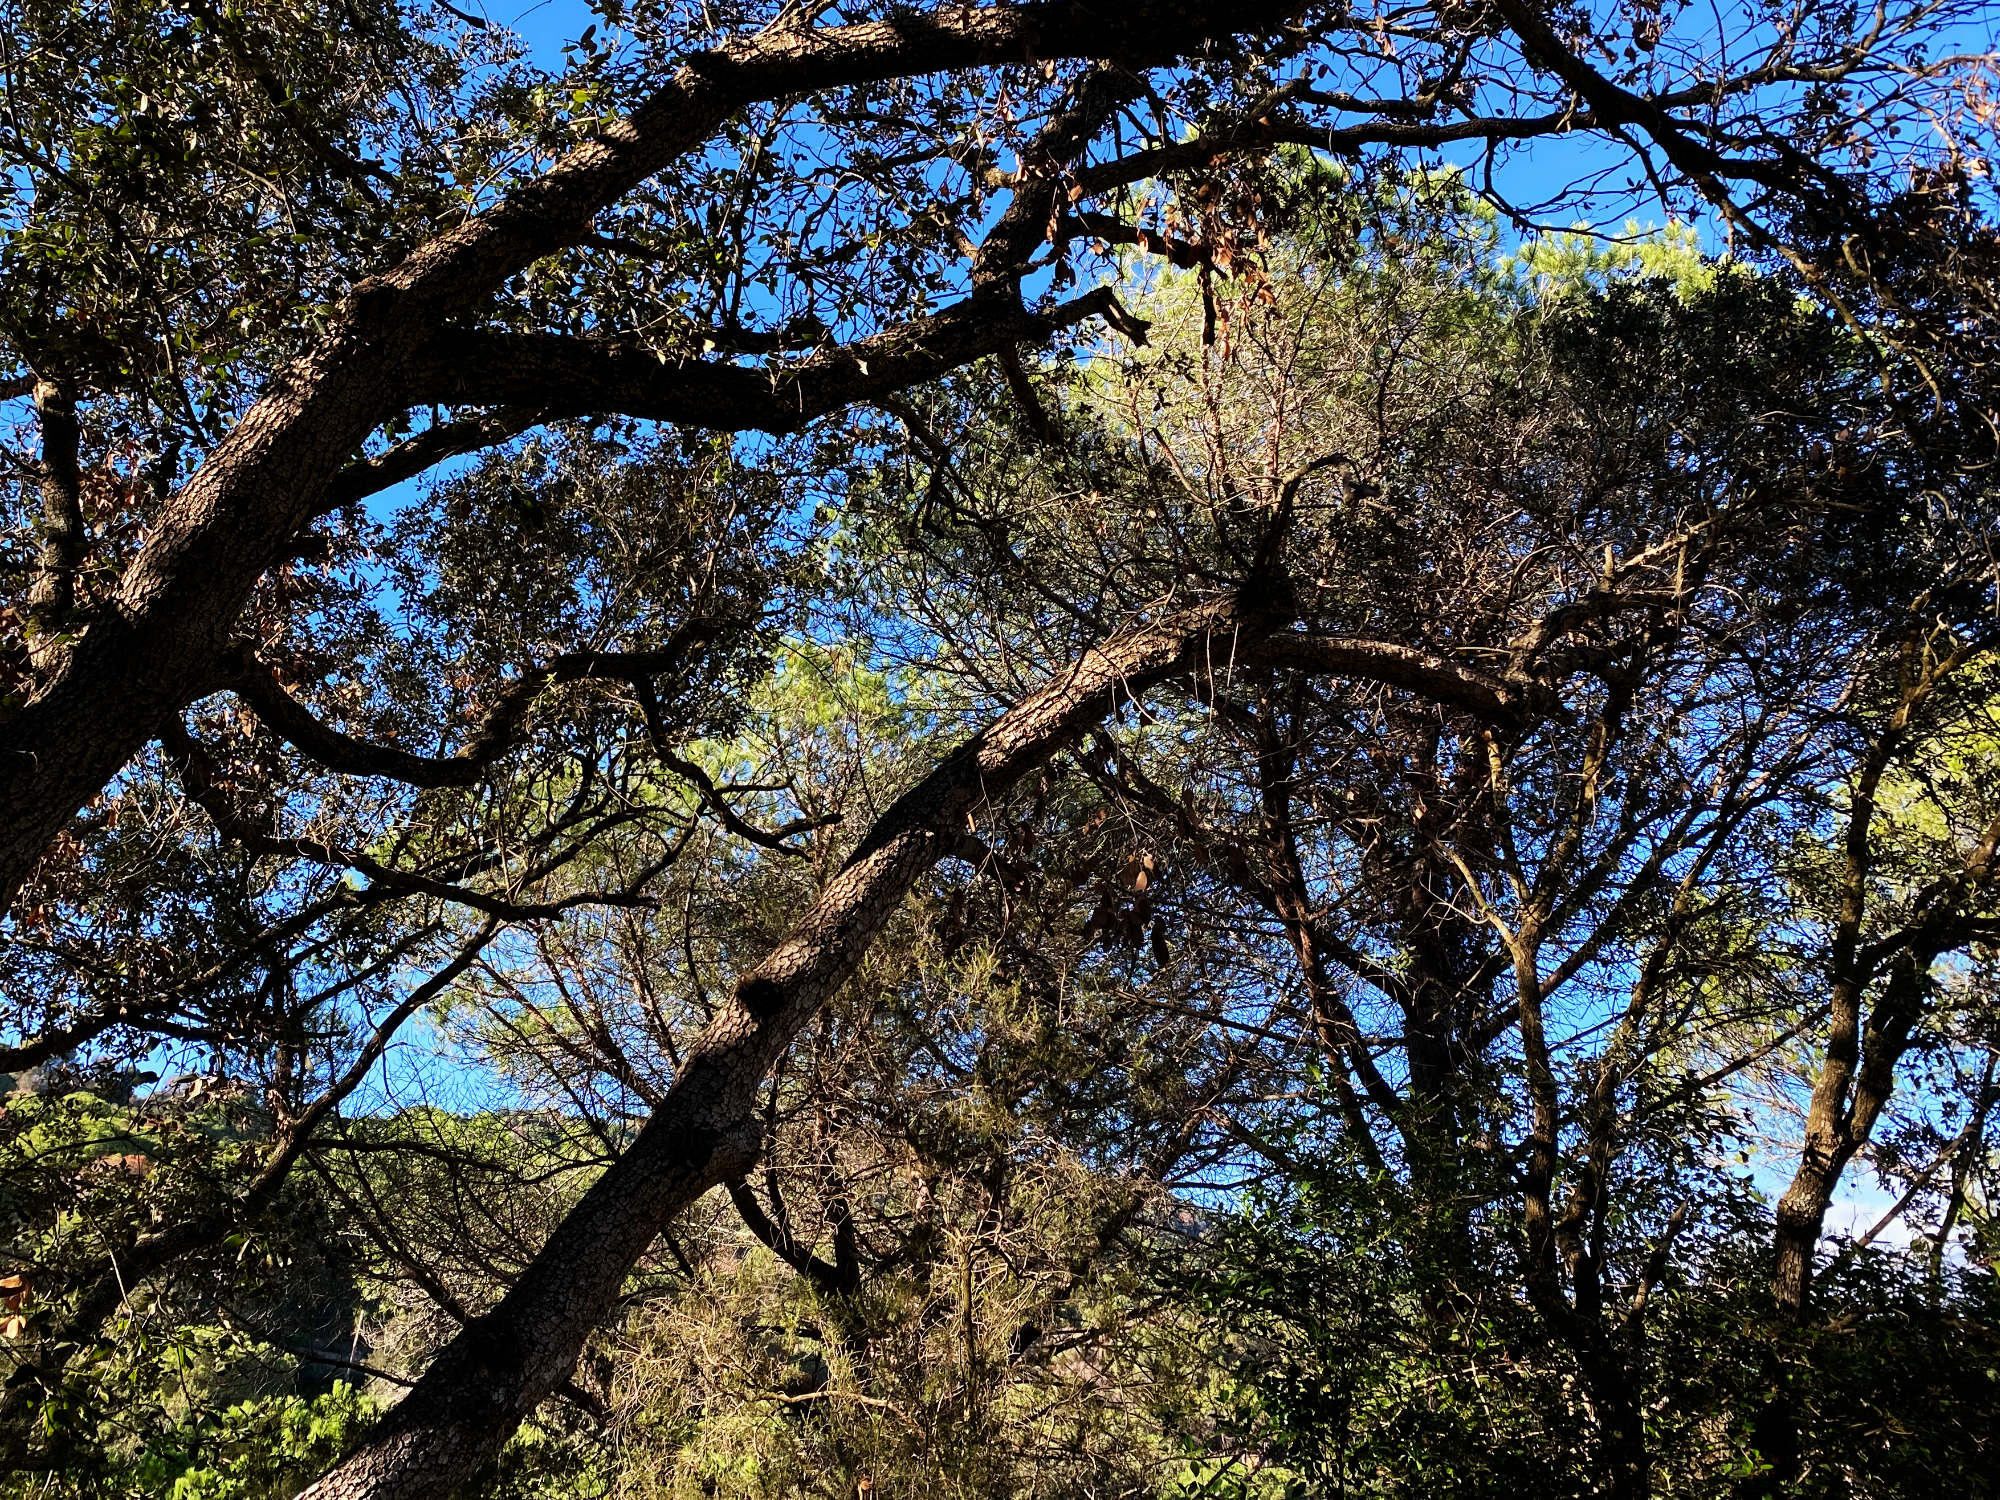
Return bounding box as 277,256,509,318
3,3,1998,1494
845,193,2000,1494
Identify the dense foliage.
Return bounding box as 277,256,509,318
2,1,1999,1497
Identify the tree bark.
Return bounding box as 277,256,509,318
0,0,1297,912
25,377,84,665
1770,958,1921,1319
294,584,1286,1500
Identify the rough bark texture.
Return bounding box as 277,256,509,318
1245,633,1532,722
0,0,1298,910
25,378,83,660
412,289,1136,432
294,584,1288,1500
1764,656,1934,1322
1769,959,1921,1320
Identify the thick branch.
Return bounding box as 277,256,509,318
229,620,715,788
0,0,1296,911
327,409,549,512
727,1179,856,1295
296,581,1289,1500
0,1002,154,1075
1245,633,1530,722
1490,0,1794,208
25,379,84,656
411,289,1137,432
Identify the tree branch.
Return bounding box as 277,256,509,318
411,288,1139,432
296,579,1292,1500
726,1178,856,1295
326,409,549,512
1244,633,1532,722
227,619,717,788
25,378,84,662
0,0,1298,913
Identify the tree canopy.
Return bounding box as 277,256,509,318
2,2,1999,1497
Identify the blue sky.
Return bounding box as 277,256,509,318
347,0,1986,1256
478,0,1745,239
7,0,1983,1266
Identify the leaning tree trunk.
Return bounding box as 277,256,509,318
294,585,1287,1500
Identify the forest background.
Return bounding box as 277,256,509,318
2,1,2000,1497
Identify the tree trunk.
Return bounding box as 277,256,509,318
294,587,1285,1500
0,0,1287,912
1770,959,1920,1320
1588,1360,1651,1500
1770,1172,1836,1322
